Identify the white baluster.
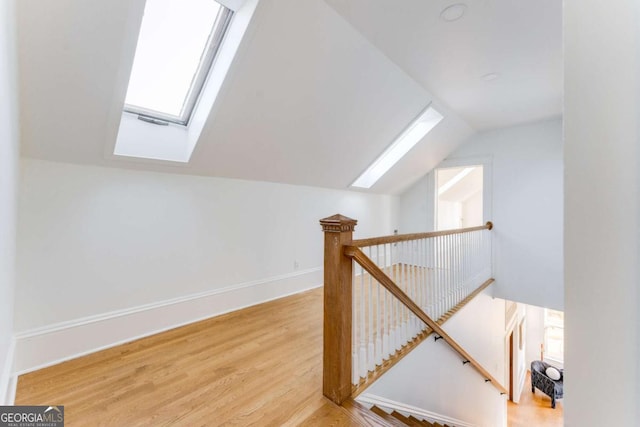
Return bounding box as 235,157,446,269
476,230,480,279
402,240,409,344
452,234,457,307
439,235,445,319
445,234,449,316
470,231,475,286
487,228,492,277
416,240,421,335
467,231,472,292
417,239,424,334
444,234,449,315
462,232,467,296
367,246,375,372
476,230,481,285
466,232,470,295
398,241,406,347
375,245,382,366
434,235,439,319
414,240,420,336
418,238,424,316
390,244,399,352
382,244,390,359
425,237,430,319
451,234,457,306
441,234,446,314
456,233,462,304
352,262,359,385
453,233,458,305
471,232,476,288
450,234,455,308
428,236,435,318
418,238,424,314
359,263,367,379
424,237,429,318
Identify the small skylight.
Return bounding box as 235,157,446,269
438,167,475,195
124,0,232,125
351,105,444,189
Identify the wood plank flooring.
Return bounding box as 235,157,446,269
16,283,515,427
507,371,563,427
15,288,362,426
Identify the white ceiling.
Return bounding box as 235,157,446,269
16,0,561,194
325,0,563,131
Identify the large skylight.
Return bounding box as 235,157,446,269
124,0,232,125
351,105,444,189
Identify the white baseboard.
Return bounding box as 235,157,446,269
4,376,16,406
357,393,477,427
13,267,322,375
0,337,16,405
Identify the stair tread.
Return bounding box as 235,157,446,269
368,405,408,426
390,411,422,426
408,415,431,426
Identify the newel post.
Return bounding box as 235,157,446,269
319,214,357,404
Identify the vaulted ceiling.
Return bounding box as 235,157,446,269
16,0,562,194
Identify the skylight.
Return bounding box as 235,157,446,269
351,105,444,189
438,167,475,195
124,0,232,125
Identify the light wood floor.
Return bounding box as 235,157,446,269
508,371,563,427
16,288,362,426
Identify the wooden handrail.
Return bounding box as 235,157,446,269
352,221,493,247
344,245,508,396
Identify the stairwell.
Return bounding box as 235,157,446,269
320,214,504,427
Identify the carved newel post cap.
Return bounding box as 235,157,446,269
319,214,357,233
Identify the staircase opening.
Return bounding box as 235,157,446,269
320,213,506,425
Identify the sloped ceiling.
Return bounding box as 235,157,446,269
16,0,560,194
324,0,563,131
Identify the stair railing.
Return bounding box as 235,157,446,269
319,214,506,405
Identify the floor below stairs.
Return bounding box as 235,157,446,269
507,371,563,427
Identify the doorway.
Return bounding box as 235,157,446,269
435,165,484,230
509,331,514,401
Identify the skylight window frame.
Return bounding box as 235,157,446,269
123,4,234,127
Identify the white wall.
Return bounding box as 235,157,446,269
524,304,544,370
401,119,563,310
362,286,506,427
399,173,434,233
15,159,398,372
0,0,19,404
462,191,483,228
503,301,527,403
564,1,639,425
436,200,462,230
